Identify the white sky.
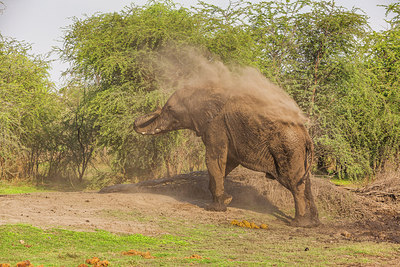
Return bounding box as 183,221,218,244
0,0,397,88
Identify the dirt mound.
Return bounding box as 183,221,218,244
350,170,400,243
100,168,371,220
356,170,400,203
100,168,373,221
100,169,292,222
100,167,400,243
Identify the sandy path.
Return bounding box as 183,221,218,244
0,191,245,235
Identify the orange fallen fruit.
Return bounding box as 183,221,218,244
16,261,33,267
122,249,155,259
188,254,202,259
242,220,251,228
230,220,268,230
96,260,109,267
184,254,210,260
250,222,260,229
86,257,100,265
230,220,240,225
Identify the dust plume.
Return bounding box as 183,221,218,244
154,46,306,124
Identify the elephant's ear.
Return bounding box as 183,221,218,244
184,88,226,134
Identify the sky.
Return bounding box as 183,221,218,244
0,0,397,88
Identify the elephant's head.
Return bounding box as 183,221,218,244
134,92,193,135
134,86,227,136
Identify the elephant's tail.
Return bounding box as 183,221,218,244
304,137,314,177
298,137,313,187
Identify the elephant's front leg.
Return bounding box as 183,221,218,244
203,131,232,212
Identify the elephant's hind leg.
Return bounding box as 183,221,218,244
289,173,320,227
276,165,319,227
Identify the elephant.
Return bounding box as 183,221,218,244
134,82,320,227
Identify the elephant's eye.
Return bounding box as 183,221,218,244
166,106,176,115
164,105,179,120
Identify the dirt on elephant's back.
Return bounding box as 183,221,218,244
0,167,399,243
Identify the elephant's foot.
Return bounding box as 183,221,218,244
290,216,321,228
205,193,232,212
221,193,233,205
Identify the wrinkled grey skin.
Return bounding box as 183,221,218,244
134,86,320,227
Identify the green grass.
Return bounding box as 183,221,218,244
329,178,362,188
0,181,49,194
0,224,190,266
0,223,399,266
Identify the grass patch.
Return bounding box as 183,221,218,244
0,181,49,194
0,224,188,266
330,178,361,188
0,223,399,266
154,216,399,266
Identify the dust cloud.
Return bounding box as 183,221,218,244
154,46,306,124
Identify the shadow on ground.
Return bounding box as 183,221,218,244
100,170,292,224
100,167,400,243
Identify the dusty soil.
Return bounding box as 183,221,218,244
0,168,399,243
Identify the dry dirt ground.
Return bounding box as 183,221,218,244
0,168,400,244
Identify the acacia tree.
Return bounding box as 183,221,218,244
243,0,398,179
313,3,400,178
0,37,57,180
57,84,98,183
363,3,400,170
59,2,209,179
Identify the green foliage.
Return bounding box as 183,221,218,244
59,2,213,179
0,37,57,180
57,0,400,181
242,0,398,179
1,0,399,182
194,0,256,65
312,2,400,179
55,84,98,182
363,3,400,171
0,37,97,183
